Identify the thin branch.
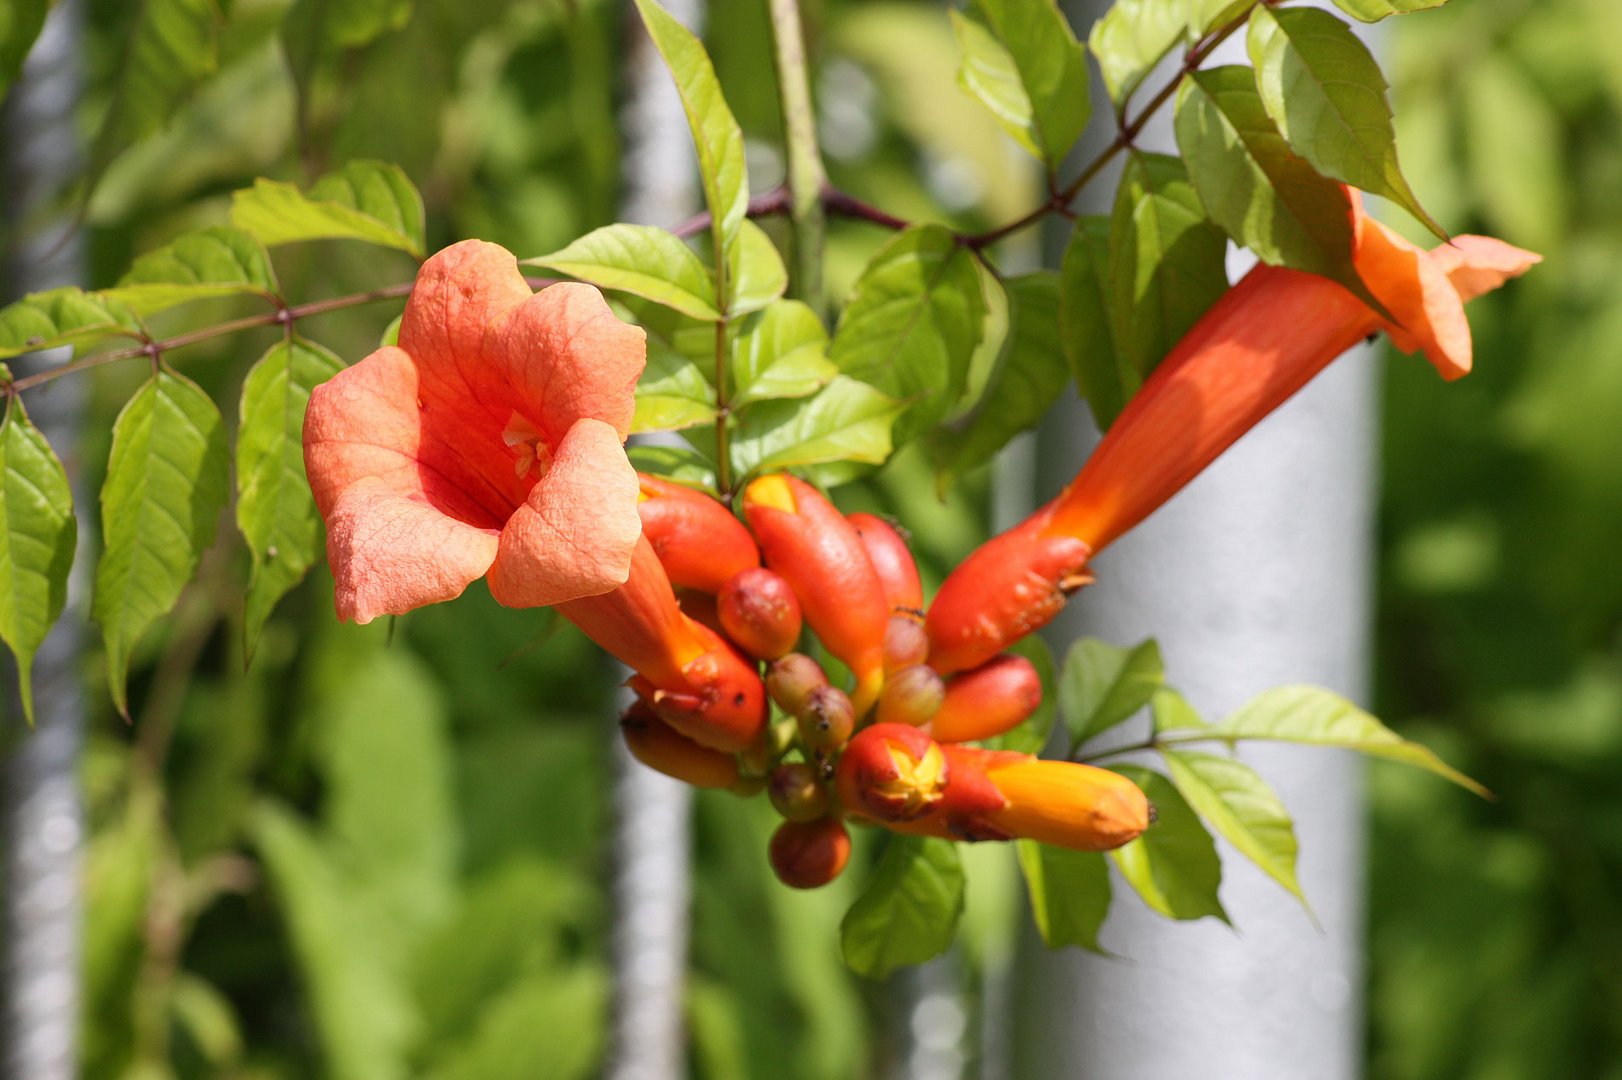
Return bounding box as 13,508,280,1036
821,185,914,233
768,0,829,309
671,186,792,241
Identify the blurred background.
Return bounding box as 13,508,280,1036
1,0,1617,1076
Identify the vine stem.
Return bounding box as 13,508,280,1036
767,0,828,310
1071,730,1229,764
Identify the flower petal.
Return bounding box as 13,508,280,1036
491,282,647,445
1354,216,1473,380
1429,235,1542,303
486,417,641,608
398,239,534,404
323,476,499,624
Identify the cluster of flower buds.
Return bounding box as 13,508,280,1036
563,470,1150,890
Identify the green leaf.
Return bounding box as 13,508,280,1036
1187,0,1258,35
1018,840,1111,951
1207,685,1489,796
1150,686,1207,733
1108,151,1228,379
0,289,144,360
626,443,718,493
727,220,789,318
1108,766,1228,921
1247,6,1443,239
1173,67,1368,300
964,0,1090,168
169,975,244,1069
1089,0,1188,105
425,966,607,1080
731,376,903,481
236,338,344,660
633,343,718,433
0,0,48,103
827,225,987,444
93,369,229,716
632,0,749,281
1161,749,1308,908
934,271,1068,492
526,223,720,321
1059,216,1134,431
840,835,965,979
1329,0,1447,22
230,160,426,258
0,397,77,723
988,635,1059,755
315,0,412,47
89,0,221,178
102,225,279,316
731,300,836,409
951,12,1041,159
1060,636,1165,747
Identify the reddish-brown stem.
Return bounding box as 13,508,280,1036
672,186,794,241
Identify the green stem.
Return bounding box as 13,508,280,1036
713,317,733,497
1072,730,1219,763
767,0,828,310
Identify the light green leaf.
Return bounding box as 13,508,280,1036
1247,6,1443,239
169,975,244,1069
230,160,425,258
727,220,788,318
632,0,749,283
93,369,229,717
731,300,836,409
988,635,1059,755
0,288,144,360
952,11,1041,159
0,0,48,103
1161,749,1307,908
1187,0,1258,35
1108,766,1228,922
318,0,412,46
935,271,1068,492
1330,0,1448,22
527,223,720,321
840,835,965,979
1150,686,1207,733
1018,840,1111,951
236,337,343,659
90,0,220,178
1207,685,1489,795
1060,216,1133,431
425,966,607,1080
731,375,903,482
1060,636,1164,747
103,225,279,316
1089,0,1188,105
965,0,1090,167
827,225,986,444
1108,152,1228,379
0,397,77,723
1173,68,1368,300
626,443,718,494
633,344,717,434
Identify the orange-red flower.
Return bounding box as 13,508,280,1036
304,240,646,623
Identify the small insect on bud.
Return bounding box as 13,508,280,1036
768,762,829,822
766,653,829,716
718,567,803,660
769,817,852,890
883,615,930,673
875,664,946,727
798,685,855,754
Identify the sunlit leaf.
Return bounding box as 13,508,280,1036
526,223,720,322
92,369,229,717
731,300,836,409
951,12,1040,158
1060,636,1164,747
968,0,1090,167
1330,0,1448,22
633,344,717,433
1089,0,1187,105
731,376,903,481
1161,749,1308,908
727,220,788,318
0,288,144,360
1108,766,1228,921
230,160,425,258
1018,840,1111,951
102,225,279,316
1247,5,1443,238
0,0,48,102
1059,216,1133,431
90,0,221,180
236,337,343,659
0,395,76,723
840,835,965,979
1150,686,1207,733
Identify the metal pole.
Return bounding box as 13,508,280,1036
1,4,88,1079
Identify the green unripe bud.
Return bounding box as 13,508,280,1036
768,762,829,822
798,685,855,753
875,664,946,727
766,652,828,716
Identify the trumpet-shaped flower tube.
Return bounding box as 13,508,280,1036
304,240,646,623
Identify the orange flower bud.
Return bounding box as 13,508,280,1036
743,475,889,715
847,512,924,617
718,567,803,660
883,615,930,673
620,702,745,791
798,684,855,754
835,723,949,822
768,762,829,822
637,474,760,593
875,664,946,727
928,654,1043,743
766,652,829,716
769,817,852,889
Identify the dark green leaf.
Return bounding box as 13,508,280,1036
1247,6,1443,239
731,300,836,408
0,397,76,723
317,0,411,46
954,0,1089,168
230,160,425,258
731,376,903,481
1059,216,1133,431
92,369,229,716
236,338,343,659
988,635,1059,755
633,344,717,434
1207,685,1489,795
1018,840,1111,951
0,0,48,102
727,220,789,317
840,835,965,979
1108,152,1228,379
526,224,720,322
90,0,221,178
827,225,986,444
1089,0,1187,105
1060,636,1164,747
103,225,279,316
0,289,144,360
1329,0,1447,22
1161,749,1307,907
1108,766,1228,921
935,271,1068,492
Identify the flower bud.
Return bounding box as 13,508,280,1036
875,664,946,727
637,474,760,593
883,615,930,672
847,512,924,617
798,684,855,754
620,703,745,791
768,762,829,822
835,723,948,823
928,654,1043,743
769,817,852,890
766,653,829,716
718,567,803,660
630,624,768,755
